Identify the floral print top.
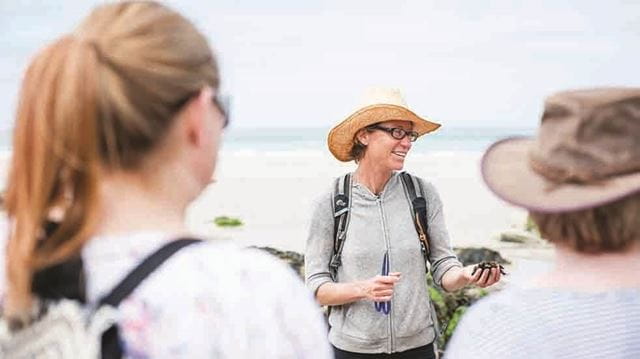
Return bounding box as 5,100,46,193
0,221,332,359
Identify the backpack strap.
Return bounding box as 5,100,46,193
99,238,202,307
399,172,431,269
99,238,202,359
329,173,352,280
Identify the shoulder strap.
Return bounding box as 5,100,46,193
99,238,202,307
329,173,352,280
400,172,431,266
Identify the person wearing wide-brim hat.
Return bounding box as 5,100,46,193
0,2,333,358
446,88,640,358
305,87,503,358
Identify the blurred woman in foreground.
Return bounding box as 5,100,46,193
0,1,331,357
446,88,640,358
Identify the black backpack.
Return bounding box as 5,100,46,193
329,171,431,280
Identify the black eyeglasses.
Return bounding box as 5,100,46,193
367,124,419,142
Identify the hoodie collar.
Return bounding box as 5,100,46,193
353,171,400,200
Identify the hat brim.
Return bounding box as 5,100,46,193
481,137,640,213
328,104,441,162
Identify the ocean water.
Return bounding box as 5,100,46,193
0,126,535,156
221,126,535,154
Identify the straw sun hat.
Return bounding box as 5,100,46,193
327,87,441,162
482,87,640,213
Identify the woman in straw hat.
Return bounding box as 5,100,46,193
305,87,502,358
446,88,640,358
0,2,331,357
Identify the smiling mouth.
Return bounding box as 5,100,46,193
392,151,407,158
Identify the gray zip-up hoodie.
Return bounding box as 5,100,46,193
305,172,462,354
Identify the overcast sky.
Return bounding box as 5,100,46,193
0,0,638,130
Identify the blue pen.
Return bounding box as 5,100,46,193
374,252,391,315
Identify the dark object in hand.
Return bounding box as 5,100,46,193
471,261,507,277
454,247,510,266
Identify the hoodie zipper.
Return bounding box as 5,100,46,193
375,194,395,353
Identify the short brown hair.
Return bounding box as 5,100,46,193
350,140,367,162
530,193,640,253
349,124,381,162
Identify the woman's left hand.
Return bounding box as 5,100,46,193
441,264,503,292
463,264,502,288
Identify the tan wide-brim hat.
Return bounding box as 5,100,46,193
482,88,640,213
328,87,441,162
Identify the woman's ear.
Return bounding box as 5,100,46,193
355,128,369,146
182,87,213,147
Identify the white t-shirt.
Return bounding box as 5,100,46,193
0,218,332,359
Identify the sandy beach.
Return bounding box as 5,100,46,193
186,149,554,281
0,148,555,281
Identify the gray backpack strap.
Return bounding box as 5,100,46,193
400,172,431,270
329,173,352,280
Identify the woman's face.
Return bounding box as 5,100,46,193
360,120,415,171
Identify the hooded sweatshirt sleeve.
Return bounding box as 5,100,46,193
421,180,463,289
304,190,335,296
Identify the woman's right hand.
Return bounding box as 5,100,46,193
358,272,401,302
315,272,401,306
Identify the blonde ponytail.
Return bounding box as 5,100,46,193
4,36,102,317
4,1,218,319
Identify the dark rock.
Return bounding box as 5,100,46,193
454,247,510,266
252,246,305,279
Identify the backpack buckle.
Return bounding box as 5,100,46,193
334,194,349,217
